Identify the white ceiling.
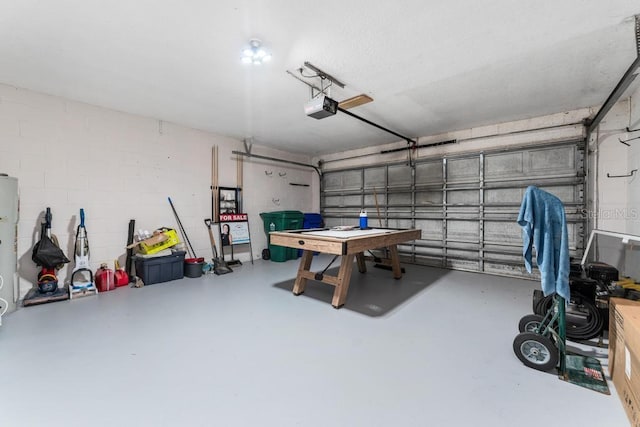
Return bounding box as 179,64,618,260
0,1,639,155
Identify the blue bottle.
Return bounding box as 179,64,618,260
359,209,368,229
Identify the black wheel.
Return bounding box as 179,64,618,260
513,332,559,372
518,314,545,333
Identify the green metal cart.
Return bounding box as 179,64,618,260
513,294,610,394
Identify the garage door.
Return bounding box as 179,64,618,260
320,139,586,278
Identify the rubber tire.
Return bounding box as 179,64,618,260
513,332,559,372
518,314,545,333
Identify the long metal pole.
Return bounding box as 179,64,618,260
587,55,640,134
231,150,321,177
380,139,457,154
168,197,196,258
337,107,417,145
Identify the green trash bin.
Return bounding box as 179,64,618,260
259,210,304,262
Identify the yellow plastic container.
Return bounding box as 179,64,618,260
139,229,180,255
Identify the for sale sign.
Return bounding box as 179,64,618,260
219,213,250,246
220,213,248,222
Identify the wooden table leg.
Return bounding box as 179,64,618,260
332,254,355,308
388,245,402,279
293,250,314,295
356,252,367,273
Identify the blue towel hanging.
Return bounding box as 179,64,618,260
517,186,570,302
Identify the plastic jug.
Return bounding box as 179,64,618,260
359,209,368,229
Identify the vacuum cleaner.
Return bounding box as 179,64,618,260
70,208,98,299
24,207,70,306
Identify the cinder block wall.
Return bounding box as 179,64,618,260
584,98,636,274
623,85,640,279
629,86,640,237
0,84,315,297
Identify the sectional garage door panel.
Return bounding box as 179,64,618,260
447,189,480,205
416,219,443,240
415,161,443,185
484,145,576,181
388,165,412,188
448,157,480,182
416,190,443,206
324,169,363,191
364,167,386,188
484,221,522,246
321,140,586,278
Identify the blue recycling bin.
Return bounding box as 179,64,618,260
303,213,324,229
298,213,324,257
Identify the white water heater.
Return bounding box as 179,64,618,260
0,174,18,320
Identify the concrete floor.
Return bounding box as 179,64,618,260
0,255,630,427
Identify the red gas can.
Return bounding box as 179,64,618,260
95,263,115,292
114,260,129,287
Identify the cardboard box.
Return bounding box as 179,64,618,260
619,306,640,391
125,228,180,255
614,360,640,427
612,304,640,427
609,298,640,377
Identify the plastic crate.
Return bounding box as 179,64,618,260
259,211,304,262
298,213,324,257
135,251,185,285
303,213,324,229
139,228,180,255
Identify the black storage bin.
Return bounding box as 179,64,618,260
135,251,186,285
586,262,619,283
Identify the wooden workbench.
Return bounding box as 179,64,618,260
269,228,421,308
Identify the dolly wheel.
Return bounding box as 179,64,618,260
518,314,545,333
513,332,559,372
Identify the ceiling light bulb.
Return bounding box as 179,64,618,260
242,38,271,65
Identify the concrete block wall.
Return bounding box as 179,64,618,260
622,84,640,279
591,98,633,233
584,98,636,272
0,84,315,298
629,85,640,236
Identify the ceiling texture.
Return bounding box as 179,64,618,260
1,1,639,155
